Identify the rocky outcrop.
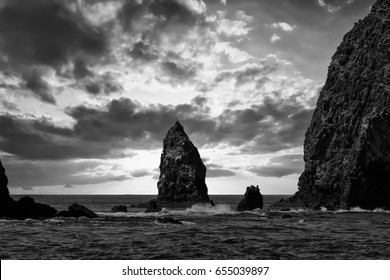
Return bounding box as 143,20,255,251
57,203,97,218
0,159,57,219
8,196,57,219
275,0,390,210
156,121,209,206
111,205,127,213
236,185,263,211
145,199,161,213
0,159,12,216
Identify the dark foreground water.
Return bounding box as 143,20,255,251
1,195,390,260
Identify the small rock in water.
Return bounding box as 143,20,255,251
57,203,97,218
145,200,162,213
111,205,127,213
236,185,264,211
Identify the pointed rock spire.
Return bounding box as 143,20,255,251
157,121,209,205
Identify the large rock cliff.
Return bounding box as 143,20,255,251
279,0,390,210
156,121,209,205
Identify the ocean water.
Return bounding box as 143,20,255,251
1,195,390,260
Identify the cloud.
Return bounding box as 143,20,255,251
1,100,19,111
128,41,160,62
0,86,314,160
23,70,56,104
220,0,227,5
213,10,254,37
130,169,153,178
4,158,129,188
161,60,197,83
0,0,106,68
215,62,277,88
118,0,206,36
0,0,107,103
0,114,127,160
214,41,252,64
271,33,281,43
249,154,304,178
206,163,235,178
271,22,296,32
83,72,123,95
316,0,341,13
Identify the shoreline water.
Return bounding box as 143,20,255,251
1,194,390,259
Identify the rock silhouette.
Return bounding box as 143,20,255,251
236,185,263,211
57,203,97,218
156,121,209,206
0,159,57,219
145,199,162,213
111,205,127,213
0,159,11,216
275,0,390,210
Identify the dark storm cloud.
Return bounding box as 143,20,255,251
0,0,107,103
0,91,313,160
0,0,106,68
67,95,313,154
249,154,304,178
128,41,160,62
118,0,203,34
4,158,129,188
24,71,56,104
0,114,126,160
161,61,197,82
73,59,93,80
83,72,123,95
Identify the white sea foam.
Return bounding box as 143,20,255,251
185,203,234,215
45,218,65,223
336,207,390,213
97,203,236,218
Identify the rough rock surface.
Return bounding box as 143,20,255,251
145,199,162,213
0,159,57,219
111,205,127,213
57,203,97,218
275,0,390,210
236,185,263,211
156,121,209,205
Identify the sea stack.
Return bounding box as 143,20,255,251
236,185,263,211
156,121,209,206
277,0,390,210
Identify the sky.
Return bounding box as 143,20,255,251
0,0,376,195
